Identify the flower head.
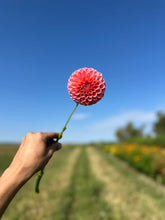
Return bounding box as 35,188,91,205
67,67,106,106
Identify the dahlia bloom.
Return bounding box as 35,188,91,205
68,67,106,106
35,67,106,193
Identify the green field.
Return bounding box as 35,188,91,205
1,144,165,220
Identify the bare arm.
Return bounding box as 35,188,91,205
0,132,62,218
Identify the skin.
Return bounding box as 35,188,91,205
0,132,62,219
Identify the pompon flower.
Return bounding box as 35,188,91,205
35,67,106,193
67,67,106,106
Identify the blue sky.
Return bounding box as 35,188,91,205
0,0,165,143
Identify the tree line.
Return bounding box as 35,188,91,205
116,111,165,142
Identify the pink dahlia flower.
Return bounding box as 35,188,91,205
35,67,106,193
67,67,106,106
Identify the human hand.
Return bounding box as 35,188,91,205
10,132,62,181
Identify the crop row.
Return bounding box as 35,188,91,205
104,143,165,184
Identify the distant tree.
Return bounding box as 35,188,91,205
115,122,144,142
154,112,165,136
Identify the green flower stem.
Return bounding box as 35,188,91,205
35,103,79,193
35,169,44,193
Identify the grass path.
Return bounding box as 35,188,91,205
58,147,112,220
88,147,165,220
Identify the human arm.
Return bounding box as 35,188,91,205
0,132,62,218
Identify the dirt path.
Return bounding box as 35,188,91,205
88,147,165,220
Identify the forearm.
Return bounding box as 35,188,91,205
0,166,29,218
0,132,61,219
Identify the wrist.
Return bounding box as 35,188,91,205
7,164,31,186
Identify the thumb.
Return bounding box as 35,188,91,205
47,142,62,157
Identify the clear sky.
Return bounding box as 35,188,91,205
0,0,165,143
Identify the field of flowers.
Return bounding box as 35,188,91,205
104,143,165,183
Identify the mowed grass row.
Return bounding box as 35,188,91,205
57,147,112,220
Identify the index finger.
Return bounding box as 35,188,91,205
42,132,59,141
